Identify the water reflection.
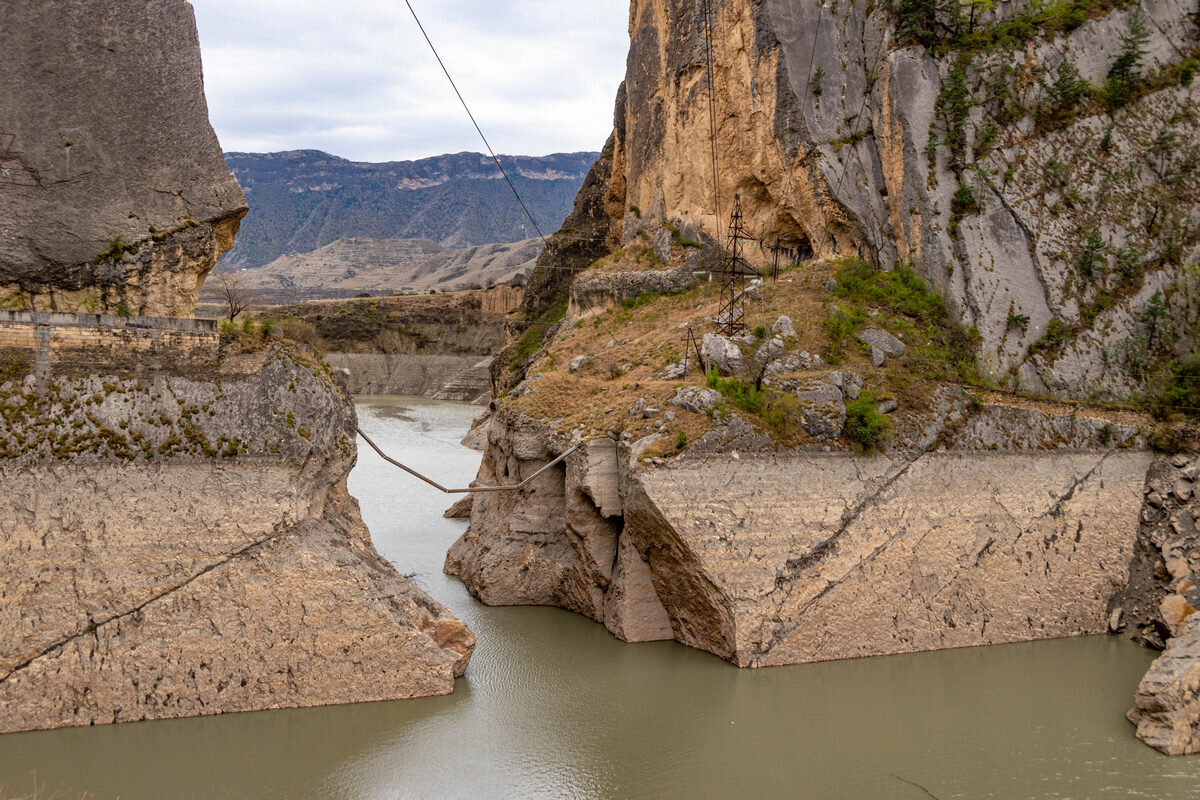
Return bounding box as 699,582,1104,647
0,396,1196,799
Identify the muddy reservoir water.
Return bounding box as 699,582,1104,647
2,396,1199,799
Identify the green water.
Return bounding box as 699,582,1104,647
1,396,1197,799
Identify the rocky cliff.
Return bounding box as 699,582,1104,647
0,0,474,732
444,0,1200,754
0,0,247,317
0,340,473,732
448,399,1153,662
602,0,1199,399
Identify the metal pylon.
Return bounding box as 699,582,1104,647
715,194,759,337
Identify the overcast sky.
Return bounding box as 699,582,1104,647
190,0,630,163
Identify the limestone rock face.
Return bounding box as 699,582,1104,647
0,0,247,317
444,412,673,643
1129,619,1200,756
0,343,473,732
604,0,1199,395
446,397,1151,667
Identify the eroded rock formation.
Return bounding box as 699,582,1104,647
446,398,1152,663
0,342,473,732
0,0,247,317
0,0,474,732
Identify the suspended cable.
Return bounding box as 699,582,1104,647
403,0,548,246
702,0,722,246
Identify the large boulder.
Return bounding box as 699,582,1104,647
702,332,745,376
1129,618,1200,756
0,0,247,317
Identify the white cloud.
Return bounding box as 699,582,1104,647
189,0,629,161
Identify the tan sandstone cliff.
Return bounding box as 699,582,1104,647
605,0,1198,397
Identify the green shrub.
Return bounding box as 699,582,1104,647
951,184,980,217
1104,8,1150,110
675,431,688,450
845,389,892,452
707,369,763,415
809,66,825,96
1029,317,1070,355
1181,59,1197,86
507,300,567,369
622,291,661,310
1077,228,1106,278
1147,354,1200,418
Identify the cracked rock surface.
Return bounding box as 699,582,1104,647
0,343,473,733
1116,453,1200,754
446,395,1152,668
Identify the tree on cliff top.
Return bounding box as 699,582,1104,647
214,271,256,320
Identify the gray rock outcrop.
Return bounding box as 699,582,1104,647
446,398,1152,671
0,0,247,317
701,332,745,376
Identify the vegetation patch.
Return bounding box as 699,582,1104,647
508,300,567,369
829,258,981,384
845,389,893,452
0,348,31,384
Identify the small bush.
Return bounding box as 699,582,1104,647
707,369,764,415
271,317,321,348
809,66,825,96
845,389,892,452
675,431,688,450
1029,317,1070,355
622,291,661,310
951,184,980,217
1077,228,1106,278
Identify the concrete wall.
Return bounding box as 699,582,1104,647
0,312,219,377
326,352,492,404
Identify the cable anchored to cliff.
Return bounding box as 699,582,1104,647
403,0,549,247
357,427,580,493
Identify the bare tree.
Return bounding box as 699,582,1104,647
214,271,256,320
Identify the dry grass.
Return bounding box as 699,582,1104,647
507,253,1134,453
511,259,878,447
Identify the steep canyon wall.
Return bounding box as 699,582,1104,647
604,0,1199,395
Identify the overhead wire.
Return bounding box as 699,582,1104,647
402,0,549,247
702,0,722,246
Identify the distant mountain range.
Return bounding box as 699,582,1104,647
221,150,598,270
211,236,542,304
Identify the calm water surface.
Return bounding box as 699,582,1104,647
2,395,1198,799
